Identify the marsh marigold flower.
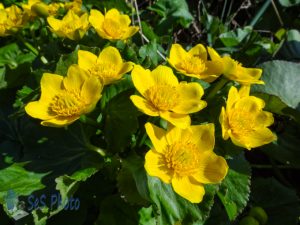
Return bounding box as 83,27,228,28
207,47,264,85
130,65,207,128
25,65,103,127
89,8,139,41
0,5,27,36
47,10,89,40
144,122,228,203
77,47,134,85
168,44,223,82
22,0,62,18
220,86,277,150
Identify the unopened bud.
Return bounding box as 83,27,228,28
31,3,49,17
249,206,268,225
239,216,259,225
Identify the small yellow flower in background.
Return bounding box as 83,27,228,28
144,122,228,203
207,47,264,85
168,44,223,82
89,8,139,41
0,5,27,36
25,65,103,127
65,0,83,15
219,86,277,150
47,10,89,40
130,65,207,128
77,46,134,85
22,0,62,18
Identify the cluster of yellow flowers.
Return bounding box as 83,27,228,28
0,0,83,37
23,7,276,203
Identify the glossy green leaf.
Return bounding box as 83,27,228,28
217,153,251,221
278,0,300,7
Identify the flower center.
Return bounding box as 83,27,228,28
164,142,200,177
89,63,118,82
145,85,179,111
177,56,207,75
103,18,125,38
229,109,255,137
64,21,81,33
49,91,86,117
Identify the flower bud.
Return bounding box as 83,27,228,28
248,206,268,225
31,3,49,17
239,216,260,225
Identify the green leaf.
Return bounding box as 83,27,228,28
278,0,300,7
0,67,7,89
139,206,157,225
148,0,193,32
260,119,300,167
0,43,36,69
55,48,78,76
219,27,252,47
254,60,300,110
0,163,46,203
139,40,159,67
104,89,139,153
251,178,300,225
95,195,139,225
217,153,251,221
147,175,217,225
279,29,300,60
117,154,149,205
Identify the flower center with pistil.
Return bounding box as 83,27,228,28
89,63,118,83
145,85,179,111
229,109,255,137
49,91,86,117
177,56,207,75
164,142,200,177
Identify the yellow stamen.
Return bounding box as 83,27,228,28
177,56,207,74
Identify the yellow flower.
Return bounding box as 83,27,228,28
208,47,264,85
89,8,139,41
77,47,134,85
144,122,228,203
47,10,89,40
219,86,277,150
65,0,83,15
25,65,103,127
0,5,27,36
168,44,223,82
130,65,207,128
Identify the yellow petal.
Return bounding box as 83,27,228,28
64,65,88,92
25,101,53,120
98,46,122,67
145,122,168,153
119,62,134,75
172,176,205,203
151,65,178,87
255,111,274,127
105,8,121,19
122,26,139,39
145,150,172,184
234,96,265,113
172,82,206,114
130,95,158,116
219,107,230,140
166,126,182,145
204,61,224,77
241,128,277,150
89,9,104,29
226,86,239,112
40,73,63,101
190,123,215,152
118,14,131,26
207,47,221,60
238,85,250,98
41,116,79,127
81,76,102,105
160,111,190,129
188,44,207,60
193,151,228,184
47,17,61,31
131,65,154,96
78,50,97,71
168,44,188,67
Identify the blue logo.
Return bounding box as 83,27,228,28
5,189,17,211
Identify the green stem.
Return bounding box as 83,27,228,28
86,144,106,157
16,34,39,55
249,0,272,27
205,77,228,100
80,116,102,129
